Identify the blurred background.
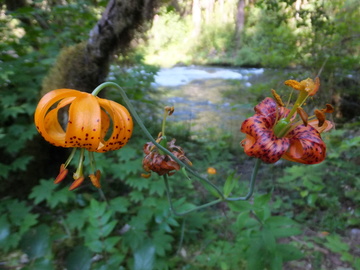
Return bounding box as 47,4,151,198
0,0,359,269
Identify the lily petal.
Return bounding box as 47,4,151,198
283,124,326,164
241,114,290,163
308,119,333,133
65,93,102,151
96,98,133,152
35,89,82,146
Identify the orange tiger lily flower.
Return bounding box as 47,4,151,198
35,89,133,189
241,78,333,164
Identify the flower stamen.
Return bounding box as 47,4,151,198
297,107,308,126
271,89,284,107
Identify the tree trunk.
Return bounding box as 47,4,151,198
192,0,202,36
235,0,245,50
42,0,160,93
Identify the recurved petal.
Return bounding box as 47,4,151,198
35,89,82,145
241,112,291,163
242,132,290,163
308,119,333,133
96,99,133,152
283,124,326,164
65,93,102,151
42,97,76,147
252,98,290,126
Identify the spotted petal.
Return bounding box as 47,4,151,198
241,114,290,163
282,124,326,164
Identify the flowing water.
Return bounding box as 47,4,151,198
152,66,267,145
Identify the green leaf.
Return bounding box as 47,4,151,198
254,193,271,207
127,176,150,191
262,226,276,252
276,244,303,262
89,199,107,216
133,240,155,270
130,190,145,203
152,230,173,256
266,216,299,227
324,234,350,253
223,173,238,197
19,213,39,235
48,187,75,208
101,220,118,237
109,197,130,213
103,236,121,253
66,210,86,231
86,240,103,253
149,179,165,197
20,224,50,259
270,226,302,238
7,200,32,226
22,257,54,270
66,246,92,270
29,180,56,205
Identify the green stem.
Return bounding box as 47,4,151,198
285,90,309,122
176,218,186,255
226,158,262,201
64,148,77,168
93,82,225,200
73,148,85,179
163,174,222,216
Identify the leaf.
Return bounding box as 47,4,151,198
89,199,107,216
223,172,238,197
22,257,54,270
253,193,271,207
86,240,103,253
126,176,150,191
101,220,118,237
133,240,155,270
29,180,56,205
262,225,276,252
276,244,304,262
66,246,92,270
130,190,145,203
66,210,86,231
20,224,50,259
109,197,130,213
103,236,121,252
48,187,75,208
149,179,165,197
270,226,302,238
152,230,173,256
19,213,39,235
7,200,32,226
266,216,299,227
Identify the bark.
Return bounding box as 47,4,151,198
192,0,202,36
235,0,245,49
42,0,160,92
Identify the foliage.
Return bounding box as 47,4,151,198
1,0,360,269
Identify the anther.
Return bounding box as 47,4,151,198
297,107,308,126
271,89,284,107
314,109,326,127
321,104,334,114
284,80,303,91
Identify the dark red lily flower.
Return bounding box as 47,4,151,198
142,138,192,176
241,78,333,164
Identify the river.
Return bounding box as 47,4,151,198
152,65,266,145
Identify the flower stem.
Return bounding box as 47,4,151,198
226,158,262,201
94,82,225,200
163,174,222,216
